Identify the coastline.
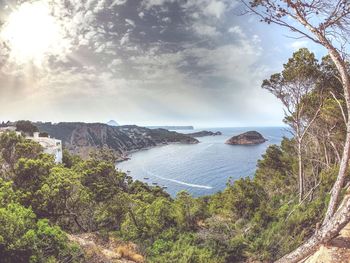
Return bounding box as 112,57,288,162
115,140,200,164
115,127,287,197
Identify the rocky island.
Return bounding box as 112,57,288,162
187,130,222,137
225,131,267,145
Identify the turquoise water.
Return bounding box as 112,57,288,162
117,127,288,197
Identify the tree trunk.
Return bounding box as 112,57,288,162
323,141,329,167
322,46,350,224
290,16,350,224
276,190,350,263
277,36,350,263
128,208,139,229
298,141,304,202
323,125,350,223
329,139,341,164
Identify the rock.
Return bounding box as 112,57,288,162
225,131,267,145
302,223,350,263
187,131,222,137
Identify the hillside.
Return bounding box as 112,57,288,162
35,122,198,158
187,130,222,137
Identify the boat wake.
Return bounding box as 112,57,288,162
143,169,213,189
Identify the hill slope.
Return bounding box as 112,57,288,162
35,122,198,158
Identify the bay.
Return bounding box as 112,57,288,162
117,127,288,197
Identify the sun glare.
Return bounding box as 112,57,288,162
1,1,68,66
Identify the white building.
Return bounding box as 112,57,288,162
0,127,63,163
30,132,63,163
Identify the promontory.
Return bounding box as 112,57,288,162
225,131,267,145
187,130,222,137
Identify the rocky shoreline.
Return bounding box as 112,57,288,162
115,140,199,163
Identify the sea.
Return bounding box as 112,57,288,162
116,127,289,197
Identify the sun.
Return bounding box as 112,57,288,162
1,1,69,66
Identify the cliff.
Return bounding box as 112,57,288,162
35,122,198,159
225,131,267,145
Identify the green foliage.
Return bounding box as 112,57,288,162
15,140,43,160
13,155,55,208
173,191,205,231
62,149,82,169
89,146,120,163
35,167,91,230
255,139,296,197
80,160,127,202
0,54,344,263
15,120,38,135
0,203,36,255
147,233,223,263
0,127,339,262
0,202,81,263
16,121,39,135
0,132,24,168
0,178,18,206
222,178,266,220
121,197,177,241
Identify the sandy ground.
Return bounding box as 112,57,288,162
304,223,350,263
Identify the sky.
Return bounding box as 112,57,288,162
0,0,327,127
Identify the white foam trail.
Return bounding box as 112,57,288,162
144,169,213,189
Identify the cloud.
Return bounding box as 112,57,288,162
138,12,145,18
120,33,130,45
142,0,174,10
228,25,245,37
192,23,220,37
110,0,127,8
0,0,285,126
125,18,136,27
204,0,226,19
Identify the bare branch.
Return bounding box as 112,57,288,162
330,91,347,125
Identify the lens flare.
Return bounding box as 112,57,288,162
1,1,69,66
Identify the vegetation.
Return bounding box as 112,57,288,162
15,120,39,135
245,0,350,261
0,49,345,263
0,55,348,261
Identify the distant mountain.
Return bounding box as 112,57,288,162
107,120,119,126
35,122,198,159
147,126,194,130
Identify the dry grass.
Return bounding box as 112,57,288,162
68,233,145,263
116,243,145,263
